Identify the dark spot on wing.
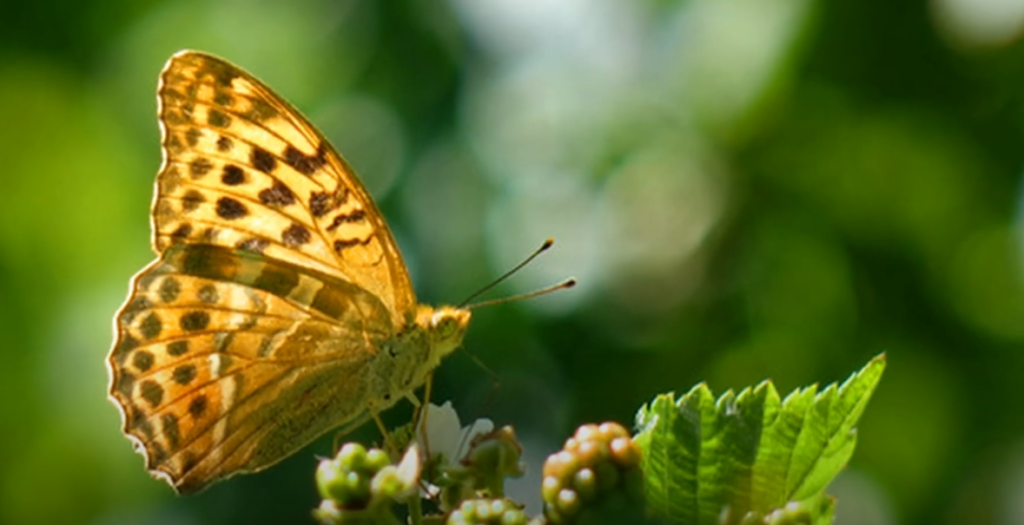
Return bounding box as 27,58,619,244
309,191,331,217
173,364,197,385
180,311,210,332
181,190,205,212
283,144,326,176
158,277,180,303
281,223,311,247
132,350,154,372
170,224,193,242
167,340,189,356
185,128,201,146
325,209,367,231
140,379,164,407
189,395,207,418
251,146,276,173
221,165,245,186
208,109,231,128
139,312,162,340
215,197,247,219
258,181,295,207
189,158,213,179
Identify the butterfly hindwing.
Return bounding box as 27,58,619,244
109,243,396,493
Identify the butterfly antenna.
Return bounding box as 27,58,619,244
465,278,576,310
458,238,558,308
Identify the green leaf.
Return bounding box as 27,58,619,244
634,354,885,525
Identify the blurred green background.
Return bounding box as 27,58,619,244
2,0,1023,523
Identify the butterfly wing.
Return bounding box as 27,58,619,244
109,243,398,493
152,50,415,322
107,51,421,493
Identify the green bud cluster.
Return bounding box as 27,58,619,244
721,500,818,525
313,442,416,525
541,422,644,525
445,498,532,525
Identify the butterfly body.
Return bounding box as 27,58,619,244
107,50,470,494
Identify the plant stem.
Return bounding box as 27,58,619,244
408,496,424,525
377,507,404,525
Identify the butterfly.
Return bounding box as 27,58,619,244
106,50,471,494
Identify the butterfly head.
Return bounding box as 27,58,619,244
417,305,472,360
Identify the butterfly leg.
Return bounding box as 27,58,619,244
412,374,434,458
370,409,401,455
331,413,372,454
407,377,441,503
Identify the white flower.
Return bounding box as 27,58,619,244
416,401,493,466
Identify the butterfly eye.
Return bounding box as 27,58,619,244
434,315,458,338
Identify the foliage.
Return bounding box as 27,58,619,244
316,357,884,524
635,355,885,524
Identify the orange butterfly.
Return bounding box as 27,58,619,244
107,50,470,494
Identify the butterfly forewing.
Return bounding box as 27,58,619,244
153,50,414,321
